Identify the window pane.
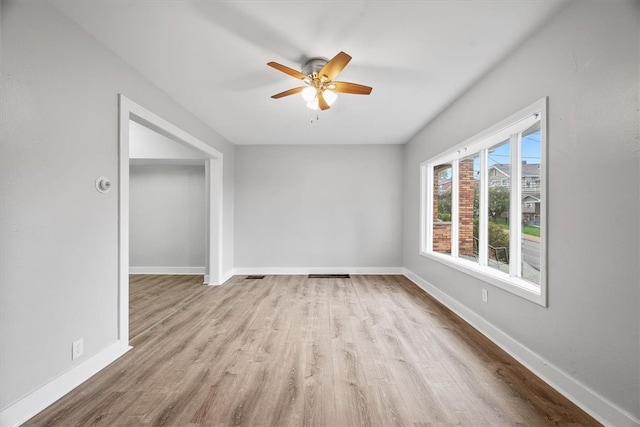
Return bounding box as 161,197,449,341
458,154,479,263
432,163,452,254
487,139,510,273
521,124,541,285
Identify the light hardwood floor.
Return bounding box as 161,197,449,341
129,275,209,340
25,275,599,426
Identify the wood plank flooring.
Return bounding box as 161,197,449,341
25,275,599,426
129,275,209,340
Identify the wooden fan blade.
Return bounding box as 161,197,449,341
319,51,352,80
271,87,305,99
330,81,372,95
267,62,307,80
318,92,330,111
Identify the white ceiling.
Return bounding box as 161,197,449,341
53,1,567,145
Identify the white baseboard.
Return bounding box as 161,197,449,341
129,266,205,275
402,268,640,427
219,269,235,284
0,341,130,427
232,267,404,276
203,270,235,286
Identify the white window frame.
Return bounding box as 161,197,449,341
420,98,547,306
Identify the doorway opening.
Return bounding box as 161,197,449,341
129,120,207,275
118,94,223,349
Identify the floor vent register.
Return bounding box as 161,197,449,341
308,274,351,279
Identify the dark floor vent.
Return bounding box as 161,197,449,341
308,274,351,279
245,275,266,280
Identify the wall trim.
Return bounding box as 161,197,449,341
0,341,130,427
402,268,640,427
129,266,205,275
233,267,404,276
219,269,236,284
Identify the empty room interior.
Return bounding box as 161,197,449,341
1,1,639,426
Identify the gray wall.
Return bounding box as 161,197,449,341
130,164,206,271
235,145,403,269
403,0,639,420
0,0,234,409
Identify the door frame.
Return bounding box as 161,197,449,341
118,94,223,348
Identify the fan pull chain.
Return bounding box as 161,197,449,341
310,114,319,124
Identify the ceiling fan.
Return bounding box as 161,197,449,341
267,51,372,111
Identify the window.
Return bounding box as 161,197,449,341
420,98,547,306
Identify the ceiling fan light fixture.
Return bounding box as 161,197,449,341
323,89,337,106
301,86,316,102
304,89,337,110
306,97,319,110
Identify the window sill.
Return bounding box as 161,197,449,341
419,250,546,307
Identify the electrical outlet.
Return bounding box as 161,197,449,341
482,289,489,303
72,338,83,360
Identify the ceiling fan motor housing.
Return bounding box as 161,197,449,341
302,57,329,78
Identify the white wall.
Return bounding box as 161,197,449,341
0,0,234,412
403,0,639,423
235,144,403,271
130,164,206,273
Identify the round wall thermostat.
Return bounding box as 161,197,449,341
95,176,112,193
